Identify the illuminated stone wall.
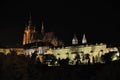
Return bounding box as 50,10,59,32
0,43,117,65
0,48,25,55
23,43,109,63
52,43,107,63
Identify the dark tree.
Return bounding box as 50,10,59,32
101,51,117,63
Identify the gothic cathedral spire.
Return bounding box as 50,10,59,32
41,21,44,35
28,12,32,28
23,13,32,45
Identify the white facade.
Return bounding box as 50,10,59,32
53,43,107,63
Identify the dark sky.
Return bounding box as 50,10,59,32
0,0,120,45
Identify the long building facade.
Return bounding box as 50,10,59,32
0,14,119,66
22,20,119,64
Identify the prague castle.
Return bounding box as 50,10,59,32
0,14,120,65
22,15,119,65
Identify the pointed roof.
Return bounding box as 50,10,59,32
41,21,44,35
82,34,87,44
72,34,78,45
28,12,32,28
41,21,44,31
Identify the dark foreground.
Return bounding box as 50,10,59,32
0,52,120,80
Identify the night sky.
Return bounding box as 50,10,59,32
0,0,120,46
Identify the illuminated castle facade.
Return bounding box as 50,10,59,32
53,34,119,64
21,14,119,65
23,28,119,65
0,14,119,66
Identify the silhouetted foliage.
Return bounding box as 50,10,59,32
1,51,120,80
101,51,117,63
1,52,29,80
85,54,90,59
0,52,6,73
31,51,37,62
42,54,57,66
92,56,95,63
59,58,69,66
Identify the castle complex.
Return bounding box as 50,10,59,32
0,14,119,65
22,15,119,65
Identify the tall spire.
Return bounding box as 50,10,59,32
28,12,32,28
82,34,87,44
41,21,44,35
23,12,32,45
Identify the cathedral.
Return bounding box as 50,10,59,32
23,14,58,47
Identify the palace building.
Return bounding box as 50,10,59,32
0,14,119,65
22,14,119,65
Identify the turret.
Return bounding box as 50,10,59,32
72,34,78,45
82,34,87,44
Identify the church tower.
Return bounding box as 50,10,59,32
72,34,78,45
82,34,87,44
41,21,44,36
23,13,33,45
